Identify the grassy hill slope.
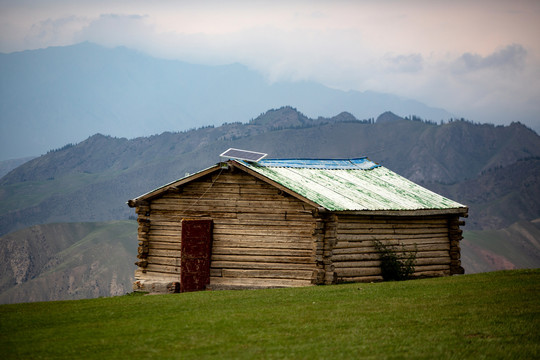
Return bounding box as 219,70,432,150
462,219,540,273
1,270,538,359
0,221,137,304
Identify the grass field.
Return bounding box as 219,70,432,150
2,269,539,359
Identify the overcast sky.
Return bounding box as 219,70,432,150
1,0,539,131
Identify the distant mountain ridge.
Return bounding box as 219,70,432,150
0,42,453,160
1,107,538,237
1,107,539,304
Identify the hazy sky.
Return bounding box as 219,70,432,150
1,0,539,131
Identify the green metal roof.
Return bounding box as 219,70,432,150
239,158,467,212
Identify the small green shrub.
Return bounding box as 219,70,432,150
374,240,417,281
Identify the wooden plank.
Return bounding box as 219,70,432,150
209,276,312,288
148,242,181,250
212,246,313,257
338,275,382,283
134,269,178,281
332,253,380,262
144,263,181,274
221,269,314,280
335,235,449,245
213,233,313,242
335,267,382,277
212,239,313,250
211,254,314,264
210,261,315,271
147,256,181,267
148,235,182,242
338,209,466,217
334,260,381,268
148,249,180,257
334,236,450,249
215,219,313,227
337,216,448,225
332,243,450,255
151,198,309,211
337,222,447,230
414,269,451,277
148,229,182,236
337,228,448,235
151,205,308,215
236,212,313,221
332,251,449,262
213,227,313,237
413,264,451,271
333,256,450,269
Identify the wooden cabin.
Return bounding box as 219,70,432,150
127,156,468,293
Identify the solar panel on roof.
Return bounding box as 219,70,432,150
220,148,268,162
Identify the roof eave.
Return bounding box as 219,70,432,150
127,164,223,207
335,207,469,217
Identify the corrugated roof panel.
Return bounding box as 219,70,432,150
240,159,466,211
257,158,379,170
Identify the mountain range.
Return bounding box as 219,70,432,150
0,42,453,161
1,107,539,303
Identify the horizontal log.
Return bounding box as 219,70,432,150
212,246,313,257
334,236,449,248
213,234,313,243
213,227,313,237
413,264,450,272
337,215,448,224
151,206,308,216
333,256,450,269
332,243,450,255
148,235,182,242
338,275,383,283
221,269,314,280
212,239,313,250
332,253,379,262
335,267,382,277
332,250,449,262
143,263,181,275
209,277,312,289
211,261,315,271
150,212,236,222
151,198,308,211
337,222,447,230
135,269,179,281
216,219,314,228
337,228,448,235
146,256,181,267
148,242,181,250
211,254,313,264
148,248,180,257
148,229,182,237
414,269,451,277
155,192,306,204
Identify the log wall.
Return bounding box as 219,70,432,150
330,215,458,283
134,169,318,290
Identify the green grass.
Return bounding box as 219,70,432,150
2,270,539,359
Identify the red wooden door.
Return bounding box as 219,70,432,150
180,219,213,292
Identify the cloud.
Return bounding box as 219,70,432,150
383,53,423,73
452,44,528,73
24,16,89,49
73,14,154,49
1,1,538,132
